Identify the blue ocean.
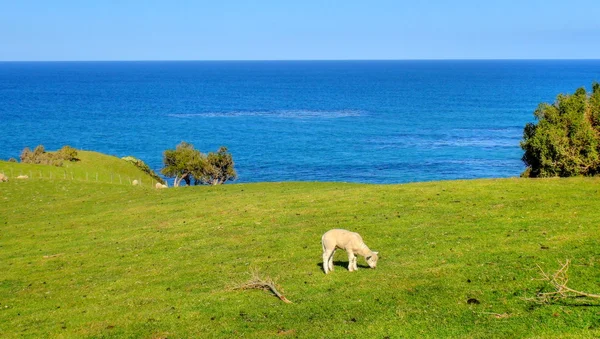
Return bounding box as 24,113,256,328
1,60,599,184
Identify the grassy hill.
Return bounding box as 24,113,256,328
1,163,600,337
0,150,161,187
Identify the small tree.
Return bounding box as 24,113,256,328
521,83,600,177
202,146,237,185
20,147,34,163
161,142,237,186
161,142,206,186
56,145,79,162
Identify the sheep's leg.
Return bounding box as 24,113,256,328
323,249,334,274
328,249,335,272
347,250,356,272
352,256,358,271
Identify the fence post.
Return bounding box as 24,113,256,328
119,174,122,184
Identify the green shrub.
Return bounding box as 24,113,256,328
56,145,79,162
203,146,237,185
161,142,237,186
521,82,600,177
122,156,165,184
19,145,79,167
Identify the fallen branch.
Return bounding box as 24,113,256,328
232,269,292,304
524,259,600,304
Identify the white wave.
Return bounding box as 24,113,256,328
167,109,363,119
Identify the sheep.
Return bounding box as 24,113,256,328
0,173,7,182
16,175,29,179
321,229,379,274
155,182,168,189
132,180,139,186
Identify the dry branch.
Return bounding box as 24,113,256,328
232,270,292,304
524,259,600,304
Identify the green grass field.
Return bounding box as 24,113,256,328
1,152,600,338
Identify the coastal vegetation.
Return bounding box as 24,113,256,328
161,142,237,186
2,150,159,187
121,156,165,185
20,145,79,166
521,82,600,177
1,151,600,337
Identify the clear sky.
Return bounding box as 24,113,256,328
1,0,599,61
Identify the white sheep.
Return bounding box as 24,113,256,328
321,229,379,274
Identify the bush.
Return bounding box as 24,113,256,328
161,142,205,186
521,83,600,177
161,142,237,186
122,156,165,184
57,146,79,162
19,145,79,167
203,146,237,185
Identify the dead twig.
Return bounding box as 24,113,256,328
524,259,600,304
232,269,292,304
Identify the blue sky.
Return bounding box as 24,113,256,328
1,0,599,61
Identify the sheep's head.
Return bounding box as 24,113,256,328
366,251,379,268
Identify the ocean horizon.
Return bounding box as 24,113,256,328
1,60,600,184
2,58,599,62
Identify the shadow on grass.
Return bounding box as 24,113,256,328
556,300,600,307
316,261,370,271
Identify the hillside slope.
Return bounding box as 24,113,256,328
1,177,600,337
0,150,160,187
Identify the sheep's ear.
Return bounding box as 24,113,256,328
373,252,379,255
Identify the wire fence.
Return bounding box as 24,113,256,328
0,167,168,189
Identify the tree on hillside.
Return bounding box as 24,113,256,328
202,146,237,185
521,82,600,177
161,142,237,186
161,142,206,186
56,145,79,162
